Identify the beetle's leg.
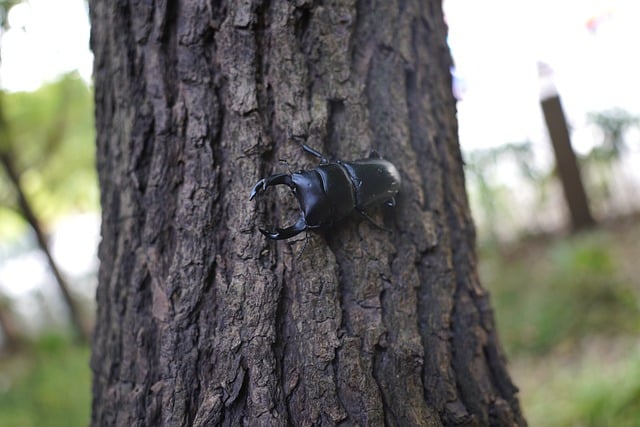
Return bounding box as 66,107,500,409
287,133,329,163
260,216,308,240
249,174,294,200
295,232,310,260
300,143,328,163
279,159,294,174
356,208,388,231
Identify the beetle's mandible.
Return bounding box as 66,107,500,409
250,143,401,240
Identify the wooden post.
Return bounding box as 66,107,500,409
541,94,596,231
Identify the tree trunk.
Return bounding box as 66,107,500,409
541,94,595,231
90,1,525,426
0,291,22,352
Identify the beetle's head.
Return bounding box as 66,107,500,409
250,173,309,240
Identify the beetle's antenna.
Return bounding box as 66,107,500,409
356,208,389,232
295,231,310,260
300,143,328,163
287,132,329,163
279,159,293,174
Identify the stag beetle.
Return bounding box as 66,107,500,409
250,143,401,240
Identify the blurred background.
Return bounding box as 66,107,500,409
0,0,638,425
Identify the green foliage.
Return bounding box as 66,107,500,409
581,109,640,216
0,1,21,28
518,341,640,427
482,229,639,356
0,334,91,427
0,72,97,236
465,142,552,241
482,222,640,425
572,352,640,427
587,108,639,161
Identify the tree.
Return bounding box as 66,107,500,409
90,1,525,425
0,78,95,343
540,94,595,231
0,1,94,343
0,288,22,351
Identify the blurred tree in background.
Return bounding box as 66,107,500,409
0,74,96,342
0,2,95,423
584,109,640,217
0,73,97,234
0,1,20,27
465,141,551,241
465,107,640,245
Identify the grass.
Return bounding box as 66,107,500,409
0,334,91,427
0,222,638,426
480,221,640,426
481,227,640,356
514,339,640,427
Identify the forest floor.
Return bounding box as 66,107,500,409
0,335,90,427
481,217,640,426
0,219,638,426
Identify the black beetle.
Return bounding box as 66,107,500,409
250,143,401,240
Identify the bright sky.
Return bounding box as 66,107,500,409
445,0,640,153
2,0,639,153
0,0,92,91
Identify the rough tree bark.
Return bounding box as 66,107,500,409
90,1,525,426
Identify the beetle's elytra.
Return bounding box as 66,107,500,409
250,143,401,240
